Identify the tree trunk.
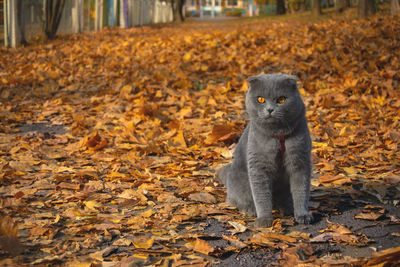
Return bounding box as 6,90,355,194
179,0,185,21
299,0,306,12
312,0,322,16
358,0,376,18
276,0,286,14
172,0,185,22
43,0,66,39
16,0,27,45
391,0,400,15
336,0,347,13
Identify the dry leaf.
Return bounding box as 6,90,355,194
228,221,247,234
188,192,217,204
133,237,154,249
0,216,23,256
355,205,385,221
366,246,400,266
192,238,214,255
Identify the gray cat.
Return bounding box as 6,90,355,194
217,74,313,227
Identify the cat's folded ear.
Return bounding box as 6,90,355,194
247,75,262,89
283,75,298,90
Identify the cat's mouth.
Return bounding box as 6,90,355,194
260,114,276,122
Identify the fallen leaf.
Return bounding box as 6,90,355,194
228,221,247,234
133,236,154,249
365,246,400,266
112,238,133,246
355,205,385,221
311,222,370,246
84,132,108,151
84,200,102,211
0,216,23,256
188,192,217,204
192,238,214,255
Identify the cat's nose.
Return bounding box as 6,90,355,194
267,108,274,114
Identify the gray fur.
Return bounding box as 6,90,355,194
217,74,313,227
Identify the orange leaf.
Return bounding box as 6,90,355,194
192,238,214,255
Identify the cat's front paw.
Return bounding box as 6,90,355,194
243,206,257,217
295,213,313,225
255,216,273,228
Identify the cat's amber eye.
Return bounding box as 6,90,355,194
277,96,286,104
257,96,265,103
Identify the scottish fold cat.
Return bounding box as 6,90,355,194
217,74,313,227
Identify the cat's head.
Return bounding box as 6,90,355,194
245,74,305,128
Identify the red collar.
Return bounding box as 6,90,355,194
272,121,300,164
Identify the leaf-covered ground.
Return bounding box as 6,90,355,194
0,14,399,266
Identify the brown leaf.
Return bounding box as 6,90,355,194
170,130,187,148
228,221,247,234
311,223,371,246
365,246,400,266
133,236,154,249
222,234,247,249
205,123,237,145
280,243,315,265
188,192,217,204
355,205,385,221
192,238,214,255
84,132,108,151
0,216,23,256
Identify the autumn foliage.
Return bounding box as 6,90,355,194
0,14,399,265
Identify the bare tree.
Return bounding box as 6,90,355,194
312,0,322,16
358,0,376,18
336,0,350,13
16,0,27,45
392,0,400,15
171,0,186,22
277,0,286,14
43,0,66,39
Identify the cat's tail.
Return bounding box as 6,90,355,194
216,164,231,185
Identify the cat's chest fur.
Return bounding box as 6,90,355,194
247,122,290,166
248,123,280,154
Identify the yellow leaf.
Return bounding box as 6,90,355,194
343,167,358,176
132,254,149,260
184,36,193,44
339,126,351,136
48,71,58,79
54,214,60,223
84,200,101,211
139,209,153,218
367,246,400,266
120,84,132,95
241,81,249,91
89,251,104,261
200,64,208,71
312,141,328,148
113,238,133,246
197,96,208,106
191,238,214,255
118,189,148,201
108,172,130,180
178,106,192,119
133,237,154,249
183,53,192,61
67,261,93,267
171,130,187,148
